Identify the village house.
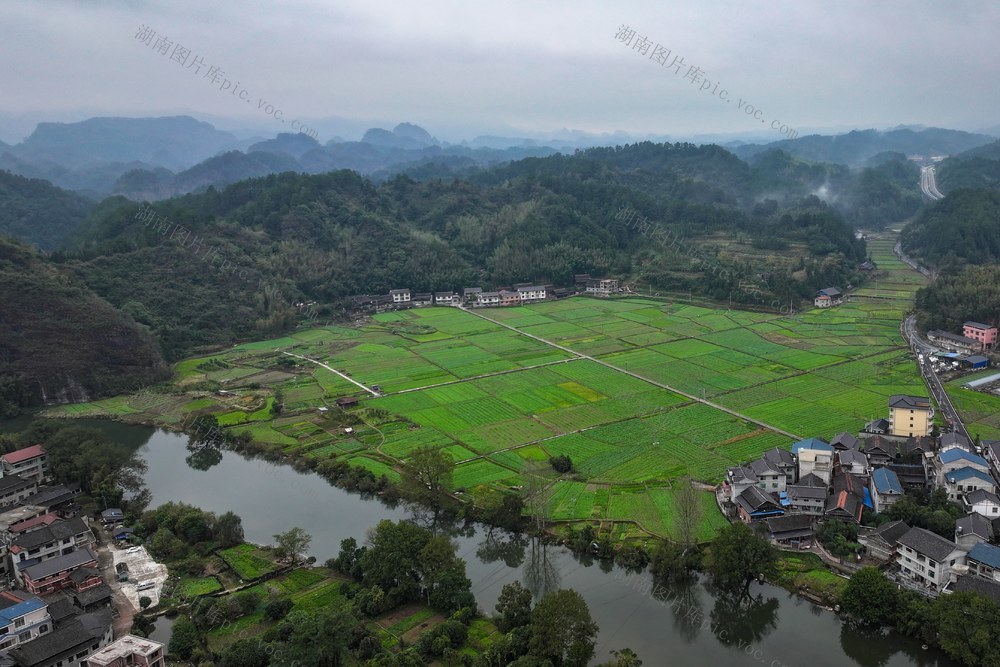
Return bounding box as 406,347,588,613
516,285,546,302
20,549,100,596
474,291,500,307
939,432,972,454
499,290,520,307
0,447,48,484
388,288,411,304
825,490,863,523
871,467,905,513
862,418,890,436
585,278,619,296
761,448,797,485
0,593,52,653
860,436,894,467
462,287,482,303
734,486,784,524
888,395,933,437
887,462,928,489
433,291,456,306
10,608,112,667
963,489,1000,518
967,543,1000,584
896,527,967,592
813,287,842,308
898,436,935,463
573,274,591,287
859,520,910,562
951,575,1000,605
748,459,786,494
10,518,94,585
933,448,995,501
983,440,1000,478
411,293,433,307
797,448,833,486
784,484,827,515
955,512,996,550
0,476,38,508
764,514,814,547
724,466,758,503
963,321,998,350
927,330,983,354
830,432,861,451
837,449,870,477
86,634,165,667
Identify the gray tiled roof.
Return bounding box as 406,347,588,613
953,574,1000,604
869,520,910,545
762,447,795,466
22,547,96,581
956,512,995,540
897,527,961,562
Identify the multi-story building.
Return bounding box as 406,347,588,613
797,449,833,486
0,446,48,483
21,549,100,596
896,527,967,592
963,321,998,350
10,609,112,667
871,467,904,513
474,291,500,307
888,395,933,437
10,519,94,585
927,330,983,354
388,289,410,304
433,292,456,305
585,279,619,295
859,520,910,562
516,285,546,302
499,290,520,306
967,543,1000,584
85,635,165,667
813,287,842,308
0,594,51,653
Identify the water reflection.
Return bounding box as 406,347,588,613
476,528,526,568
523,538,561,598
708,589,780,647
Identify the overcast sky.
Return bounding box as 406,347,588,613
2,0,998,143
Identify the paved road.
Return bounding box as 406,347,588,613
461,307,802,440
920,165,945,200
901,314,968,440
893,240,932,278
282,351,379,396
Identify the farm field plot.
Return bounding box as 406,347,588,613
945,377,1000,441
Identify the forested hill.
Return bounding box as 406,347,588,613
56,142,865,365
0,171,95,250
935,140,1000,192
901,189,1000,268
0,238,167,417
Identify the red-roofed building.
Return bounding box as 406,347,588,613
1,445,48,482
8,512,60,534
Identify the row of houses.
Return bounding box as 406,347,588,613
0,444,139,667
927,321,998,353
723,398,1000,595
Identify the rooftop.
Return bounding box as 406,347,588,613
968,542,1000,570
791,437,832,453
869,520,910,545
889,394,931,410
1,444,46,465
953,574,1000,604
940,449,989,467
872,467,904,495
965,321,996,330
897,526,961,561
945,467,996,485
86,634,164,663
956,512,995,540
964,489,1000,506
22,547,96,581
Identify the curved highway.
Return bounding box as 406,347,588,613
920,165,945,200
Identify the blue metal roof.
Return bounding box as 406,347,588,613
792,438,832,454
0,597,45,626
940,449,989,467
872,467,904,495
862,487,874,509
945,467,996,485
969,543,1000,570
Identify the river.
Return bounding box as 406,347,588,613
47,420,958,665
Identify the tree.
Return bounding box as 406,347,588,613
265,598,293,621
358,520,434,606
651,540,699,584
840,567,898,626
674,478,702,548
220,637,272,667
549,455,572,473
399,445,453,511
139,596,152,610
271,603,357,667
707,522,777,598
168,615,200,660
215,511,245,547
273,527,312,564
418,535,474,612
529,589,598,667
495,581,533,633
604,648,642,666
932,591,1000,666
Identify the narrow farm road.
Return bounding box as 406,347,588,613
282,351,379,396
461,307,802,440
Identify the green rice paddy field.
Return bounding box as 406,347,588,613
58,236,971,542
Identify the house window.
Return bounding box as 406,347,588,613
13,618,24,628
